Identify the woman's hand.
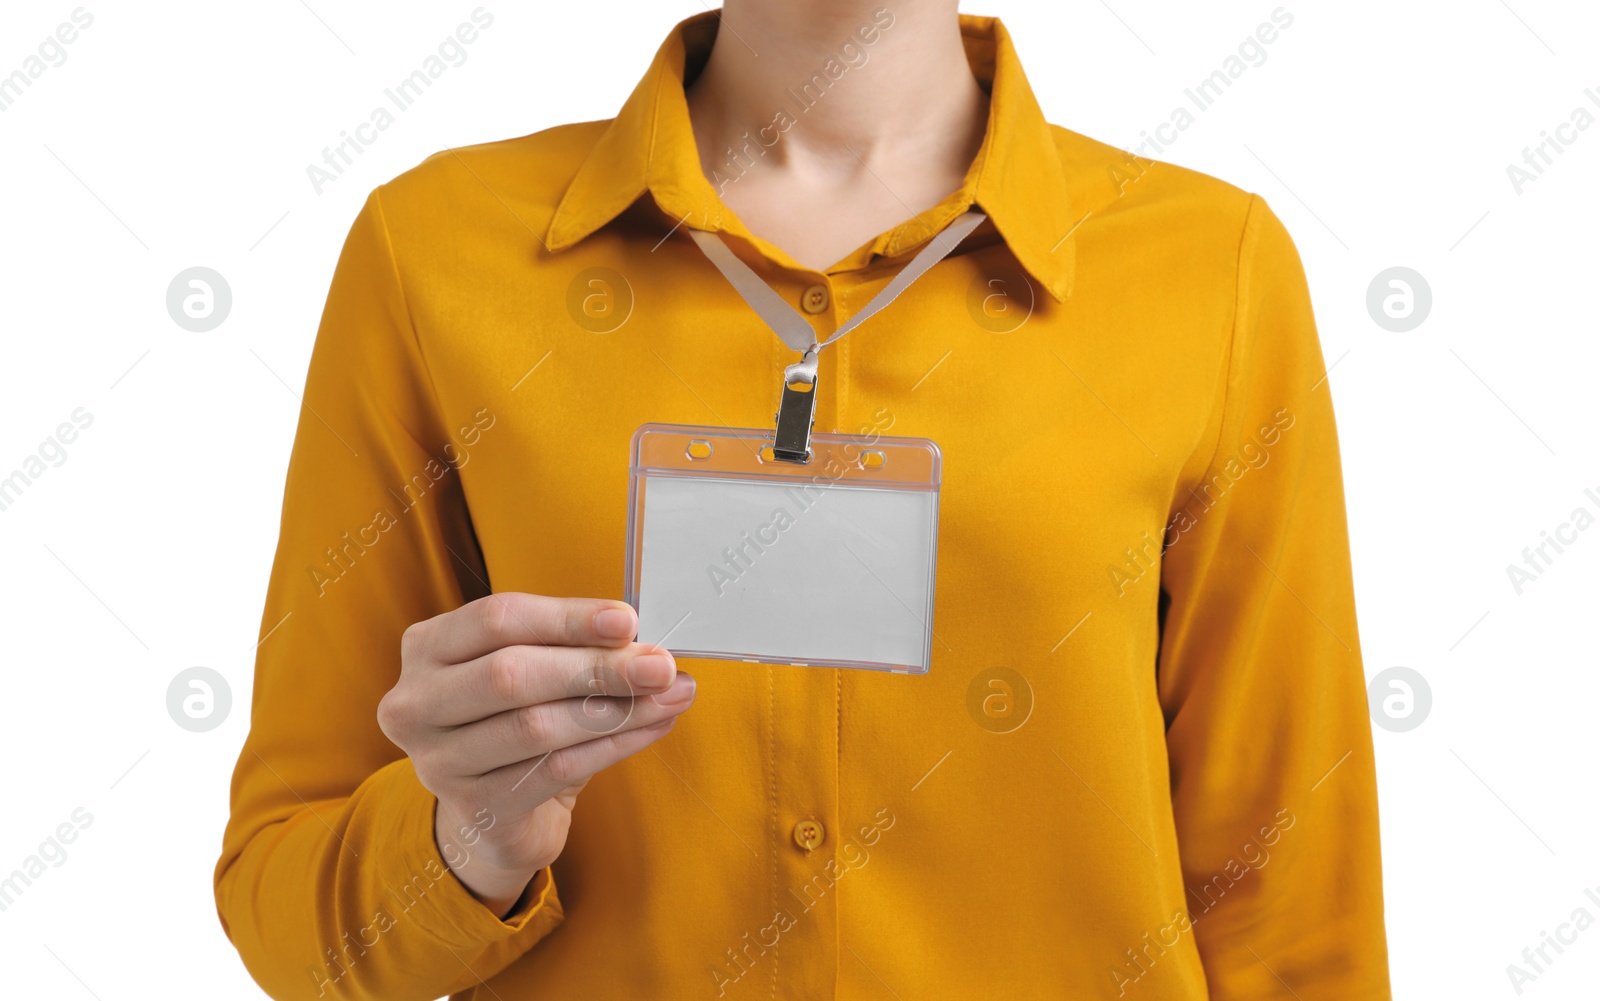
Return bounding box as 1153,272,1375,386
377,593,695,917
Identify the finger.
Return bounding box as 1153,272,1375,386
435,672,696,777
417,593,638,664
481,712,687,813
422,642,676,727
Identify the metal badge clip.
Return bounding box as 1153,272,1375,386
772,351,818,463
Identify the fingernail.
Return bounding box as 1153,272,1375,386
629,653,675,689
652,673,696,707
595,607,635,640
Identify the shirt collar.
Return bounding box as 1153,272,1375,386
547,12,1077,302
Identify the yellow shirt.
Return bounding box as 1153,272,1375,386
216,12,1391,1000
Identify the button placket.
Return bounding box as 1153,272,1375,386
768,652,839,998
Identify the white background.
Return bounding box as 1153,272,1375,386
0,1,1596,998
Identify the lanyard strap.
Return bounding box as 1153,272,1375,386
687,210,987,385
686,210,986,463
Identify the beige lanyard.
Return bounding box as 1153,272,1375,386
687,211,987,461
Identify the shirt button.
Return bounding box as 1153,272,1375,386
792,819,825,852
800,284,830,314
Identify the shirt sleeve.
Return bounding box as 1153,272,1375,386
213,188,564,1001
1156,196,1392,999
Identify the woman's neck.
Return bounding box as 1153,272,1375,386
686,1,988,270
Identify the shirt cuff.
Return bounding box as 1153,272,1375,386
368,757,565,950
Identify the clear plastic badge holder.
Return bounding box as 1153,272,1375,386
625,423,940,673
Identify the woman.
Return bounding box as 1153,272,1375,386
215,2,1391,998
